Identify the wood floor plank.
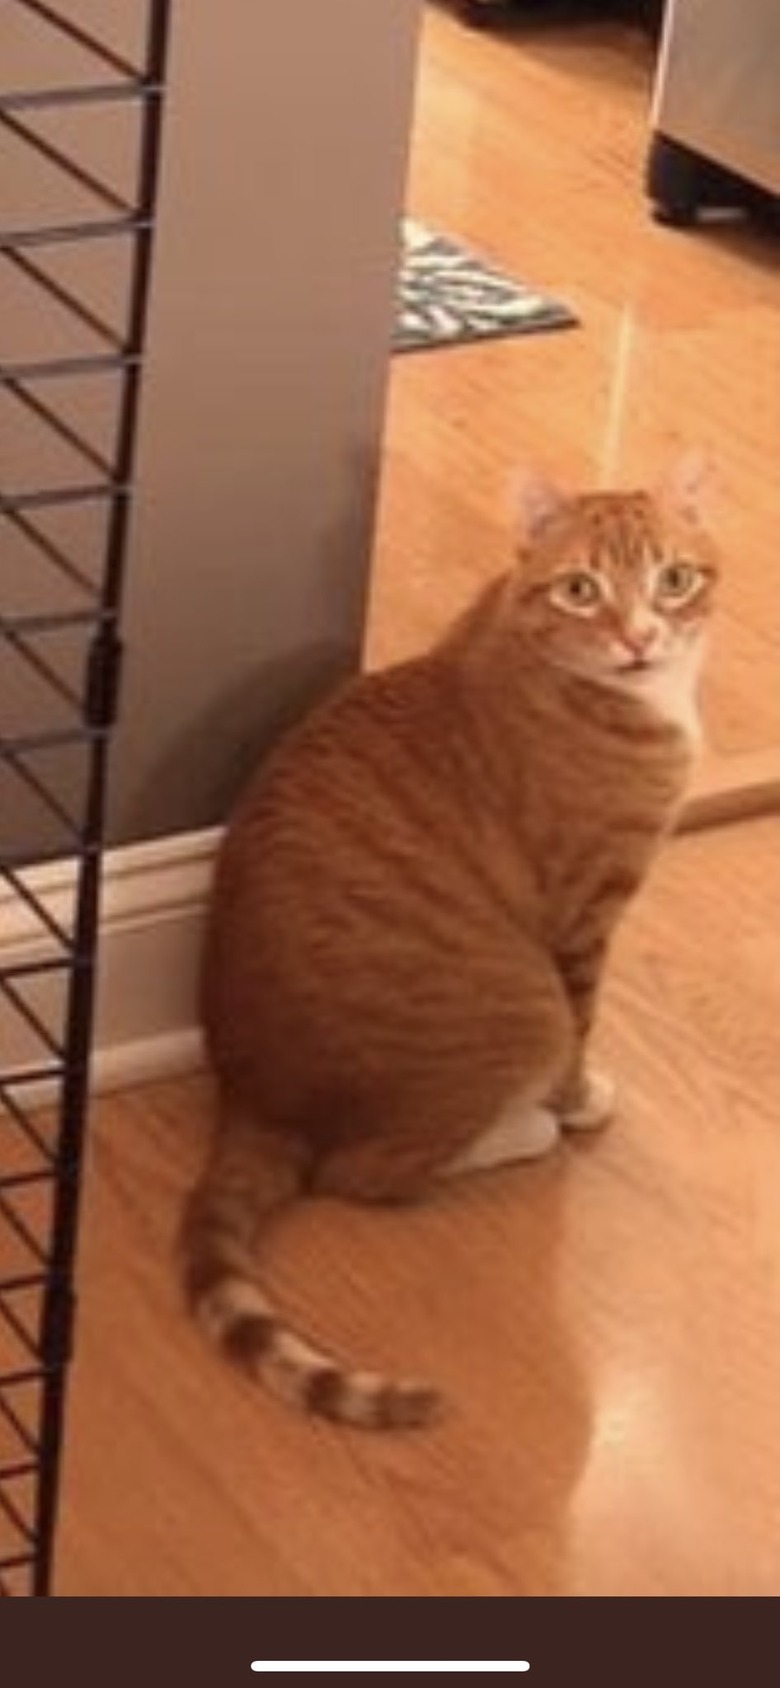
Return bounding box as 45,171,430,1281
681,748,780,832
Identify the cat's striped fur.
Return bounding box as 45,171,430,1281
180,461,718,1429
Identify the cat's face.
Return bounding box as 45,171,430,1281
511,469,719,690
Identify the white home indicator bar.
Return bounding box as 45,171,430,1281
251,1666,530,1675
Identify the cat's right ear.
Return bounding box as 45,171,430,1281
512,467,568,544
657,447,717,527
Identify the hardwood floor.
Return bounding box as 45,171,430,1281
57,815,780,1595
48,7,780,1596
369,3,780,819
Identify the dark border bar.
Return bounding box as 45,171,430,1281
1,0,172,1597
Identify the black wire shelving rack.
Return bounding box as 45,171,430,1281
1,0,171,1595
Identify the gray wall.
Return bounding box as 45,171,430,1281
113,0,421,841
2,1,421,851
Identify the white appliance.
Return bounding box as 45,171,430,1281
648,0,780,220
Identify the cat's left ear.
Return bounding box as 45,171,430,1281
512,466,569,543
657,448,717,526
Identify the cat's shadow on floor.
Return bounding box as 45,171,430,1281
115,1067,594,1591
261,1132,594,1589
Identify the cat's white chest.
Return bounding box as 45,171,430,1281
617,641,704,748
638,659,702,745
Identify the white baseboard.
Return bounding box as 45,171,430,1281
0,828,220,1099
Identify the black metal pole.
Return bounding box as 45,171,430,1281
26,0,173,1597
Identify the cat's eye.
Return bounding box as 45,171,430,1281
655,560,704,604
550,571,603,615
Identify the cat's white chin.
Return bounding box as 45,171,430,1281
600,639,705,746
612,656,665,675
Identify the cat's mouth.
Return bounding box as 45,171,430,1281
614,655,660,675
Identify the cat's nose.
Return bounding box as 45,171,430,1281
621,623,658,658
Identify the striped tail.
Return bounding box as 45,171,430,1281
179,1112,440,1431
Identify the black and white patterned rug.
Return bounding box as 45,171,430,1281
393,218,576,353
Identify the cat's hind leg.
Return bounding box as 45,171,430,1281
314,1096,560,1204
315,948,573,1202
556,1066,616,1132
441,1100,559,1177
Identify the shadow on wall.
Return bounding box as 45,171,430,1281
119,637,356,841
112,445,384,843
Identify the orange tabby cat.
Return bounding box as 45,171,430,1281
181,456,718,1429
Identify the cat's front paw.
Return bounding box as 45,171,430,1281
558,1068,616,1132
